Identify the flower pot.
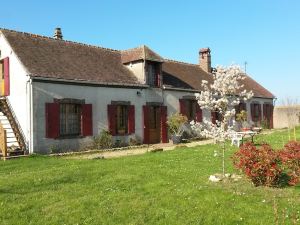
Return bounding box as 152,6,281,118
171,135,182,144
242,127,250,132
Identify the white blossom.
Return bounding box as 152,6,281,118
192,64,253,143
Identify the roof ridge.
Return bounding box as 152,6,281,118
164,58,199,67
121,45,145,52
0,27,120,53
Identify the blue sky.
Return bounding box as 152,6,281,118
1,0,299,103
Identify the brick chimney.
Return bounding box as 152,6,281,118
199,48,211,73
53,27,63,40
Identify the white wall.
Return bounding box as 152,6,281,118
0,32,30,150
125,61,145,83
31,83,207,153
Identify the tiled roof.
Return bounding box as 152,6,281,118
0,28,274,98
121,45,164,63
0,29,141,85
163,60,274,98
162,59,213,90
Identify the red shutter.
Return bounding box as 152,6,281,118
263,104,267,121
242,103,247,111
45,103,60,138
82,104,93,136
3,57,10,96
128,105,135,134
196,104,202,122
179,99,187,116
270,105,274,129
211,111,216,124
107,105,117,136
250,103,255,121
143,105,150,144
161,106,168,143
258,104,262,122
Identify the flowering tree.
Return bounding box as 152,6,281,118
191,65,253,176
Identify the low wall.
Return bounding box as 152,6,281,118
273,105,300,129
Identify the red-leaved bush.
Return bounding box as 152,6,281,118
233,141,300,187
232,143,282,187
278,141,300,185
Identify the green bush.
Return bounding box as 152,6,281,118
167,113,188,136
93,130,113,149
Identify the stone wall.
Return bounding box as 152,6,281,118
273,105,300,128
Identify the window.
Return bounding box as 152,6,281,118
251,103,261,123
107,104,135,136
0,57,9,96
211,110,222,125
147,62,160,87
116,105,128,135
186,100,197,121
60,103,81,136
45,101,92,139
179,99,202,122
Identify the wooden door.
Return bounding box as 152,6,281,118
148,106,161,144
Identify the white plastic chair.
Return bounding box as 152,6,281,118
231,132,243,147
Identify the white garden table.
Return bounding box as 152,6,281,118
236,130,258,144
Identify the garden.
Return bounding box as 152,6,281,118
0,128,300,225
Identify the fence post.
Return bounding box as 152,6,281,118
0,124,7,159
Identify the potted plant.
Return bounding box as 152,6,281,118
236,110,250,131
166,113,188,144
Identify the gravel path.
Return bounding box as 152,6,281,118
68,139,214,160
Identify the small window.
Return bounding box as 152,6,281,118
147,62,160,87
60,103,81,136
252,103,261,122
186,100,197,121
116,105,128,135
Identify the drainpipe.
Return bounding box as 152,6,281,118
26,76,33,154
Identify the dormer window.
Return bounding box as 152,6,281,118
146,62,161,87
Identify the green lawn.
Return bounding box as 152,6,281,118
1,128,300,225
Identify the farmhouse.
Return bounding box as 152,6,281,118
0,28,275,154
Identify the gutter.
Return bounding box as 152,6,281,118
30,76,148,89
162,85,201,93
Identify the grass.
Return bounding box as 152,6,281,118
1,128,300,224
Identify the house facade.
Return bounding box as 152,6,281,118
0,28,275,154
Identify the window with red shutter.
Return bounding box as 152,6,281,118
3,57,9,96
147,62,161,87
108,104,134,136
46,100,93,138
82,104,93,136
45,103,60,138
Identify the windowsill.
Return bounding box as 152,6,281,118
113,133,133,137
56,134,85,139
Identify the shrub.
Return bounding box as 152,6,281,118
93,130,113,149
232,143,282,187
279,141,300,185
167,113,188,136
